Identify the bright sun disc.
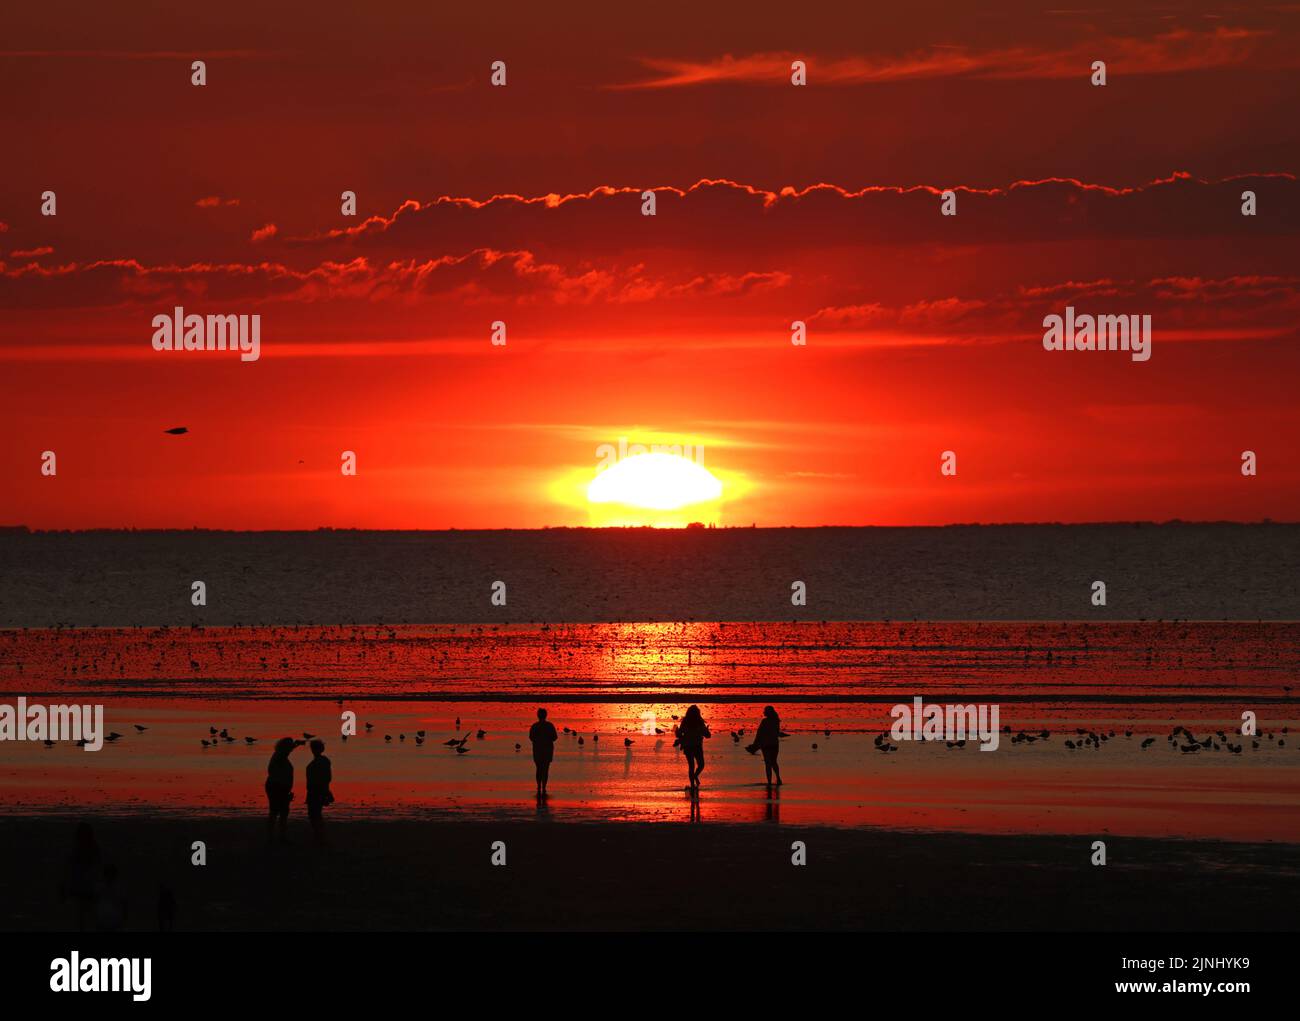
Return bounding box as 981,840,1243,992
587,453,723,511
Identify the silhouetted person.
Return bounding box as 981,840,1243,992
157,884,176,931
676,704,712,792
95,864,127,932
746,705,784,786
265,736,298,845
529,708,558,795
60,821,101,930
305,738,334,846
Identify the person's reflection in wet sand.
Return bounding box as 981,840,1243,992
95,863,127,932
688,792,703,823
765,783,781,824
157,884,176,931
60,821,101,931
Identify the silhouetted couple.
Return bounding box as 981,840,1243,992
529,708,558,795
746,705,783,786
265,736,333,845
676,704,712,793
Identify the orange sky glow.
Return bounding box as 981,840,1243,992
2,1,1299,528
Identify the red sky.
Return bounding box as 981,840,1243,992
2,1,1299,528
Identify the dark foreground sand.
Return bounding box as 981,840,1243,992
5,816,1297,931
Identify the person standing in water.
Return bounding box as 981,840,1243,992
676,704,712,793
305,738,334,846
529,708,558,796
264,737,298,845
746,705,784,786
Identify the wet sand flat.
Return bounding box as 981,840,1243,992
5,815,1297,932
3,622,1298,840
2,693,1299,839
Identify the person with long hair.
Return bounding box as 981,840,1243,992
675,704,712,793
746,705,784,786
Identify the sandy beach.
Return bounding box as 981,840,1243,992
6,815,1299,932
2,532,1297,932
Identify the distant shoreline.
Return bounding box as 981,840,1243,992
3,524,1298,625
2,521,1295,535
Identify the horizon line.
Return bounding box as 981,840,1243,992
1,519,1296,535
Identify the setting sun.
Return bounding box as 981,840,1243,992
587,452,723,511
